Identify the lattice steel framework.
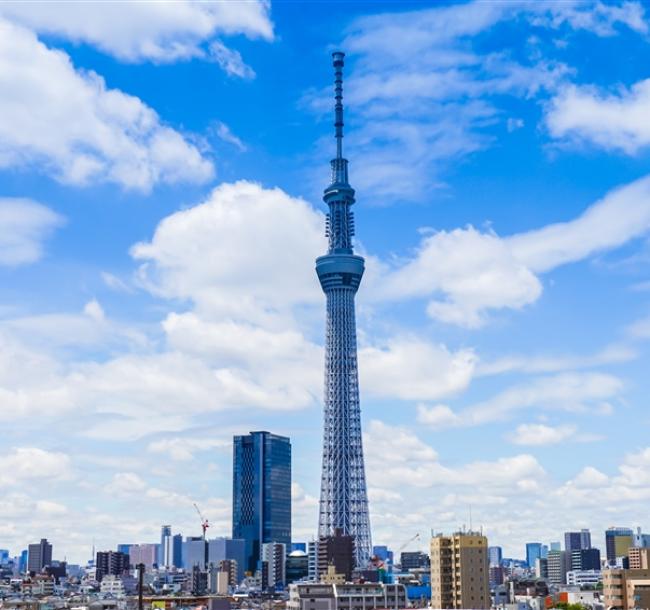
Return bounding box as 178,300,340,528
316,51,372,567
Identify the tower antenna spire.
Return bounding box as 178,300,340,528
332,51,345,160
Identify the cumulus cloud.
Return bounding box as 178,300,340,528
417,372,621,429
547,79,650,154
0,1,273,65
0,18,213,191
507,423,577,446
0,448,72,486
0,198,63,266
375,175,650,326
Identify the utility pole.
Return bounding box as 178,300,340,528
137,563,144,610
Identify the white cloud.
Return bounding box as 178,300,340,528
375,175,650,326
209,41,255,79
147,437,230,462
0,1,273,64
132,181,325,315
507,423,577,446
214,122,247,152
0,18,214,191
418,372,621,429
105,472,147,495
547,79,650,154
0,198,63,266
359,338,476,401
0,447,72,486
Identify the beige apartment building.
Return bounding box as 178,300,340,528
603,568,650,610
629,548,650,570
430,532,490,609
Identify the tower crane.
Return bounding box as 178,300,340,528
193,503,210,541
397,532,420,553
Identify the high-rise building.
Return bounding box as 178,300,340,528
182,537,207,570
172,534,183,568
526,543,543,569
117,544,132,556
571,548,601,571
129,543,159,569
488,546,503,567
287,551,309,584
316,51,372,568
28,539,52,573
548,550,570,585
261,542,287,591
606,528,634,565
160,525,172,567
550,541,562,551
400,551,430,570
307,541,319,582
317,529,355,582
430,532,490,609
96,551,129,581
207,538,246,584
232,431,291,574
565,529,591,552
633,528,650,548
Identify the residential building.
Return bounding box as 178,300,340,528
95,551,129,581
606,528,634,565
99,575,126,597
262,542,286,590
287,582,407,610
488,546,503,567
232,431,291,574
603,568,650,610
218,559,239,587
629,547,650,570
547,550,569,585
27,539,52,573
308,541,319,582
571,548,601,571
317,529,355,582
430,531,489,609
566,570,602,587
526,543,543,569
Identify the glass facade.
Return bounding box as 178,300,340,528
232,431,291,574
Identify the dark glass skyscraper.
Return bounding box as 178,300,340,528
232,431,291,574
316,51,372,566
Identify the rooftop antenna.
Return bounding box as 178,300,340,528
333,51,344,160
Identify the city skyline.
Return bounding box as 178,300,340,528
3,0,650,565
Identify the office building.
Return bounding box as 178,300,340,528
160,525,172,567
172,534,183,568
287,582,407,610
488,546,503,567
182,537,207,570
95,551,129,581
400,551,429,570
308,541,319,582
571,548,601,571
550,542,561,551
117,544,132,556
129,543,158,569
536,557,549,579
232,430,291,574
526,543,543,569
262,542,286,590
316,52,372,568
430,532,489,609
565,529,591,552
28,539,52,573
317,529,355,582
287,550,309,584
567,570,602,587
604,568,650,610
207,537,246,584
606,528,634,565
548,550,570,585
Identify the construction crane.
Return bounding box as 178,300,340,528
193,503,210,541
397,532,420,553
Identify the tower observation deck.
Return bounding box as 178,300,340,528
316,51,372,567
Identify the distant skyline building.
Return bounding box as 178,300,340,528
95,551,129,581
606,527,634,565
316,50,372,568
160,525,172,567
27,539,52,573
172,534,183,568
526,543,543,568
547,549,570,585
317,529,355,582
571,548,601,571
261,542,286,591
488,546,503,567
128,543,158,569
232,431,291,574
207,537,246,584
565,529,591,551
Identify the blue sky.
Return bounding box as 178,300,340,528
2,0,650,564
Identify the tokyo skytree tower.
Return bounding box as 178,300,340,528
316,51,372,566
